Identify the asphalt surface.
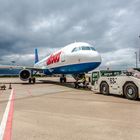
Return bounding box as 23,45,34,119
0,77,140,140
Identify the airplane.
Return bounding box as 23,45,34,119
0,42,101,83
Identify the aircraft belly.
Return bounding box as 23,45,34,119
44,62,101,75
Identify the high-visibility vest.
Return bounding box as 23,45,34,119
82,77,86,82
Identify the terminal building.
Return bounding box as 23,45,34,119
0,68,21,76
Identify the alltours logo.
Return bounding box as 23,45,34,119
47,51,61,65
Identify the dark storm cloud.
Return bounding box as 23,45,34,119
0,0,139,68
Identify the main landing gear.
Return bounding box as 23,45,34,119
29,77,36,84
60,75,67,83
28,70,37,84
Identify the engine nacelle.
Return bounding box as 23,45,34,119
19,69,31,81
72,74,85,81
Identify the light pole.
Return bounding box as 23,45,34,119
135,35,140,68
139,35,140,62
135,52,138,68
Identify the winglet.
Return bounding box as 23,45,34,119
35,48,39,64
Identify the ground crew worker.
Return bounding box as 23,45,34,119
74,79,79,88
82,76,86,86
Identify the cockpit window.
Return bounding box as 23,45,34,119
90,47,96,51
72,46,96,52
82,46,91,50
72,47,79,52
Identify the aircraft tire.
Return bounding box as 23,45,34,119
60,77,63,83
64,77,66,83
32,77,36,84
29,78,32,84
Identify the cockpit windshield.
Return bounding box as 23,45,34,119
72,46,96,52
82,46,91,50
90,47,96,51
71,47,79,52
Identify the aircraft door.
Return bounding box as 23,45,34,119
61,52,66,63
92,72,100,85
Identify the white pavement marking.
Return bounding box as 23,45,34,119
0,89,14,140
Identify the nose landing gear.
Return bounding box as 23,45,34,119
60,75,67,83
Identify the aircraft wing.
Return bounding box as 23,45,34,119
0,65,44,72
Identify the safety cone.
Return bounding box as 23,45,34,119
9,83,12,89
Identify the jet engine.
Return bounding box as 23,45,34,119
72,74,85,81
19,69,31,81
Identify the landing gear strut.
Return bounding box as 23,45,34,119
60,75,66,83
74,74,89,88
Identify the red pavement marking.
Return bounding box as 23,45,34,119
0,90,4,94
27,90,32,96
3,89,15,140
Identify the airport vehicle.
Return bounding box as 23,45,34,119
91,70,140,100
0,42,101,83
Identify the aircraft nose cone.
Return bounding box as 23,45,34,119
88,51,101,63
95,51,102,63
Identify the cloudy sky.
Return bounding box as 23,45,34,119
0,0,140,69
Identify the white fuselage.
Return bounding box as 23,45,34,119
34,42,101,75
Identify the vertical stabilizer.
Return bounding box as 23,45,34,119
35,48,39,64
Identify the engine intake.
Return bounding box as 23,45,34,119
19,69,31,81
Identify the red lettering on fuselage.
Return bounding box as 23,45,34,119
47,51,61,65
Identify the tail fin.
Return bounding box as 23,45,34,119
35,48,39,64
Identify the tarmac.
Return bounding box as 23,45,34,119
0,77,140,140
